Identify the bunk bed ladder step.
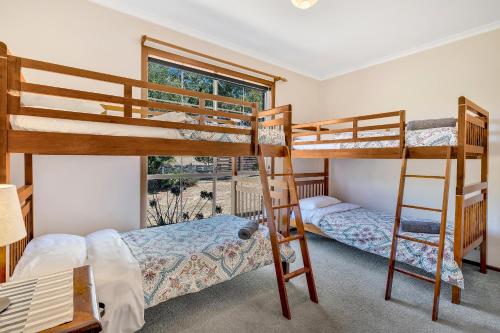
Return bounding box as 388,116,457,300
385,147,452,322
257,145,318,320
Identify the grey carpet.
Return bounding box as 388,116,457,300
140,234,500,333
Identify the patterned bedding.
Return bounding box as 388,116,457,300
9,115,285,145
121,215,296,308
180,126,285,145
293,127,457,150
315,207,464,288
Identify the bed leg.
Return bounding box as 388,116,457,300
480,240,487,274
282,262,290,276
452,286,461,305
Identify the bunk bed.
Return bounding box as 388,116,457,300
289,98,489,307
0,42,317,330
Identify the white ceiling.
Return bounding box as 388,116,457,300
92,0,500,80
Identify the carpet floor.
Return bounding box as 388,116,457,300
140,233,500,332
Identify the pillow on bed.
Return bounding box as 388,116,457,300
11,234,87,280
152,111,197,123
21,93,104,114
299,195,341,210
407,118,457,131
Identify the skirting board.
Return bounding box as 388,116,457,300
463,259,500,273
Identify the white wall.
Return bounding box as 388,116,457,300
0,0,321,235
320,28,500,266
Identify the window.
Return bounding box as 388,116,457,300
146,58,269,227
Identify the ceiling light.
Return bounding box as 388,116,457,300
291,0,318,10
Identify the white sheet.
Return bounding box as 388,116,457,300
85,229,145,333
10,115,183,139
300,203,361,226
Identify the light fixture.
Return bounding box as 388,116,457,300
291,0,318,9
0,184,27,313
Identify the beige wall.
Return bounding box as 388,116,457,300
0,0,321,235
319,28,500,267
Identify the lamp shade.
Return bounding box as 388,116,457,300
291,0,318,9
0,184,27,247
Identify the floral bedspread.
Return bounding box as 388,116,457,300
121,215,296,308
180,127,285,145
317,207,464,288
293,127,458,150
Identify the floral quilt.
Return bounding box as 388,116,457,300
293,127,458,150
121,215,296,308
179,127,285,145
317,207,464,288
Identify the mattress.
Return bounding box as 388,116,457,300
293,127,457,150
9,115,286,146
307,205,463,288
121,215,296,308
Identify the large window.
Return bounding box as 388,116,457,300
146,58,269,227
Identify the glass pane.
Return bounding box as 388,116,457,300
147,178,183,227
181,176,214,221
215,176,232,216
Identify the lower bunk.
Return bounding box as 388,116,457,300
11,215,296,333
294,201,464,288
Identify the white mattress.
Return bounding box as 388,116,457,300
293,127,457,150
10,115,285,145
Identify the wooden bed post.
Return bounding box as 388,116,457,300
323,159,329,196
479,103,489,275
0,42,9,283
452,99,467,305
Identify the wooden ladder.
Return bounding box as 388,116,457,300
385,147,452,321
257,145,319,319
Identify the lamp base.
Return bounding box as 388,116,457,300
0,296,10,313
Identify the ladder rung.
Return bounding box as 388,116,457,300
397,234,439,247
401,204,442,212
405,174,445,180
278,234,303,244
272,203,299,210
284,267,310,281
394,267,435,284
267,173,294,177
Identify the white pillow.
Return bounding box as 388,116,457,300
299,195,341,210
21,93,103,114
152,111,196,123
11,234,87,280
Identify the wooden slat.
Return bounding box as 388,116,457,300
464,193,484,208
463,181,487,195
18,56,254,107
19,84,253,121
292,122,401,138
294,172,327,178
292,135,399,146
16,106,251,135
291,147,402,159
465,145,484,154
17,184,33,203
401,204,442,212
466,114,486,128
261,118,284,127
405,174,445,179
397,234,439,247
394,268,435,283
459,96,489,117
259,105,291,117
8,130,254,156
21,201,31,218
278,234,303,244
284,267,310,281
292,110,403,129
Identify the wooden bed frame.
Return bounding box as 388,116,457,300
290,97,489,305
0,42,293,283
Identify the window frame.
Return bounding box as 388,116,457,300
140,45,276,228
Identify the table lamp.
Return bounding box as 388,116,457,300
0,184,27,313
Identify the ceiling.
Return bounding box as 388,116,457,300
91,0,500,80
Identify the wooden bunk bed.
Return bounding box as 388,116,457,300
289,98,489,308
0,42,318,322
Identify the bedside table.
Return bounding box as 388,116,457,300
42,266,102,333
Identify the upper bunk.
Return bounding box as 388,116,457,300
291,97,488,160
0,42,290,159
